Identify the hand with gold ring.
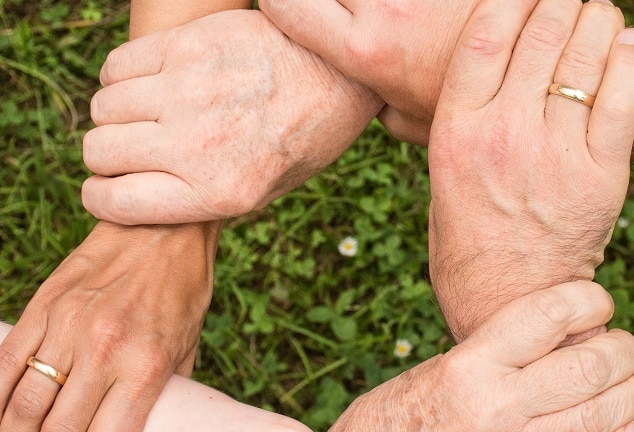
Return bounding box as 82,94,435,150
428,0,634,343
25,357,67,386
0,322,312,432
0,222,219,432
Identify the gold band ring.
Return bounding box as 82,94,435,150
26,356,68,385
548,83,596,108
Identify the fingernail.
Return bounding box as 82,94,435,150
588,0,613,4
625,422,634,432
617,28,634,45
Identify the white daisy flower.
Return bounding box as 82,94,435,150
617,217,629,229
338,236,358,257
394,339,413,359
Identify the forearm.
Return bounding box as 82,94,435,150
117,0,252,282
130,0,251,39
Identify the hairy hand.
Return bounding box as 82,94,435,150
81,9,382,225
331,282,634,431
0,221,220,432
427,0,633,339
259,0,476,145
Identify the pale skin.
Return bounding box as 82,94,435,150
426,0,634,340
237,0,634,340
85,1,631,424
3,0,634,431
0,2,244,432
83,0,634,345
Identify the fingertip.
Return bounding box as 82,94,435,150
377,106,431,146
616,27,634,45
81,176,126,225
548,281,614,325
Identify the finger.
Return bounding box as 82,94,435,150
259,0,353,73
439,0,539,112
545,0,624,145
89,386,161,432
0,350,69,432
83,123,168,176
525,375,634,432
0,312,46,418
81,173,210,225
377,105,431,146
587,27,634,169
90,76,164,126
501,0,581,107
174,345,197,377
41,357,112,432
469,281,614,368
88,358,172,432
521,329,634,416
99,32,168,87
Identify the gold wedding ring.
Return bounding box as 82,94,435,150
26,356,68,385
548,83,596,108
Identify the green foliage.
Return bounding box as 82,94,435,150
1,1,634,431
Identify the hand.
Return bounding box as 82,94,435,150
0,221,220,432
259,0,476,145
81,9,382,225
330,281,634,431
427,0,633,339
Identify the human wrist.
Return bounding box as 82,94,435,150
428,208,598,340
83,220,222,290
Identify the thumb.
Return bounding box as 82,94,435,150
469,281,614,368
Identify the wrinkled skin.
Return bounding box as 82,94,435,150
428,0,633,340
330,282,634,432
259,0,476,145
82,10,382,225
0,222,221,432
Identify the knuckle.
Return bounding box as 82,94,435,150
559,43,604,75
342,34,386,72
574,348,611,389
126,345,172,400
89,316,129,360
9,386,48,422
520,15,569,52
375,0,410,19
137,344,172,381
100,45,126,86
595,95,634,133
41,419,81,432
532,290,572,328
0,347,21,374
584,0,624,23
104,186,133,221
461,17,508,59
578,399,605,432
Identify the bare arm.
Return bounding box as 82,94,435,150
130,0,251,38
0,2,252,432
0,321,310,432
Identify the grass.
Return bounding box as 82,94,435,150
1,1,633,430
